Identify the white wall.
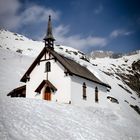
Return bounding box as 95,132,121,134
26,52,71,103
71,75,108,106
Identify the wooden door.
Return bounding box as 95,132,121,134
44,87,51,101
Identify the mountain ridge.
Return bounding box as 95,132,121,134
88,50,140,59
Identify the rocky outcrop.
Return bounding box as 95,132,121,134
117,60,140,97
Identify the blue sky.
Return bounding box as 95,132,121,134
0,0,140,53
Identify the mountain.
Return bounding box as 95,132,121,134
90,54,140,98
0,29,43,57
88,49,140,98
0,29,140,140
88,50,114,59
88,50,140,59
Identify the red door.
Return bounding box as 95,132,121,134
44,87,51,101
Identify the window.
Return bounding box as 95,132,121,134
95,87,98,102
83,82,87,100
45,62,51,72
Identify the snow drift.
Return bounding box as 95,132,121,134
0,94,140,140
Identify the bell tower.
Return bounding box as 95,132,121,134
44,15,55,49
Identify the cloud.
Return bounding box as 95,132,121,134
0,0,21,29
0,0,59,30
94,5,103,14
54,25,107,50
21,5,59,26
110,29,133,38
0,0,20,15
0,0,108,51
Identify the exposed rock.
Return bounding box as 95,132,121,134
107,96,119,104
131,96,136,100
80,56,90,62
118,84,132,94
16,49,23,54
124,100,129,104
125,60,140,97
132,60,140,71
130,105,140,115
113,60,140,97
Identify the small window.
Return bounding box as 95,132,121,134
83,82,87,100
95,87,98,102
45,62,51,72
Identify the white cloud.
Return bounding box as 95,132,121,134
94,5,103,14
0,0,59,29
54,25,70,36
110,29,133,38
0,0,108,51
21,5,59,26
0,0,21,29
0,0,20,15
54,25,107,50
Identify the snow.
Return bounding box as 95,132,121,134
0,29,140,140
0,29,43,57
0,95,140,140
92,53,140,75
0,48,33,93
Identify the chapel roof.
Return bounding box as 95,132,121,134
20,47,111,88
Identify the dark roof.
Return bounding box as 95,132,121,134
20,47,111,88
7,85,26,97
35,80,57,93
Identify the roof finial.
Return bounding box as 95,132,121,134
44,15,55,49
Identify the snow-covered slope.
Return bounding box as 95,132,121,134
0,48,33,93
0,29,43,56
0,29,140,140
91,54,139,75
0,29,85,58
91,54,140,97
0,95,140,140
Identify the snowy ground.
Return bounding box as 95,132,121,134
0,94,140,140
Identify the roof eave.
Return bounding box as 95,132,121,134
20,47,47,83
71,72,111,88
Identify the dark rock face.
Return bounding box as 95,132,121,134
89,50,140,97
126,60,140,97
130,105,140,115
107,96,119,104
102,59,140,97
132,60,140,71
115,60,140,97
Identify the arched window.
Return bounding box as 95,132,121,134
95,87,98,102
45,62,51,72
83,82,87,100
